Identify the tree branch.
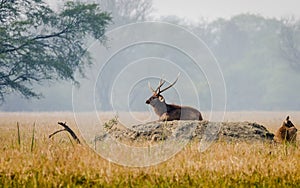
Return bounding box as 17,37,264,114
0,28,69,54
48,129,65,138
33,28,69,41
49,122,81,144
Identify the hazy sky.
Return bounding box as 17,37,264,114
151,0,300,22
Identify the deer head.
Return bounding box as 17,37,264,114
145,74,180,107
284,116,295,128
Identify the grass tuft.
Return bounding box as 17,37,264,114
17,122,21,147
31,122,35,152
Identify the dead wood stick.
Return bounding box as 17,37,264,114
49,122,81,144
49,129,65,138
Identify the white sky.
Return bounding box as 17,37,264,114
151,0,300,22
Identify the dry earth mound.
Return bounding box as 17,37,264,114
99,120,274,143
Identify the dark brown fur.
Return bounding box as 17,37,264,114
274,116,297,143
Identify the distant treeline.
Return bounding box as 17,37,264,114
1,13,300,111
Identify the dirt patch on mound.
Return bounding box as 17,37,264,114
97,120,274,144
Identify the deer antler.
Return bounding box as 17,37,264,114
159,73,180,93
148,76,166,93
156,77,166,93
148,82,155,92
148,73,180,94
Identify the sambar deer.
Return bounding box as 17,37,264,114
146,74,203,121
274,116,297,143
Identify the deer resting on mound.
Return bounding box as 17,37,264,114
274,116,297,143
146,75,203,121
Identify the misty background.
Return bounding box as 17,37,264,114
1,0,300,111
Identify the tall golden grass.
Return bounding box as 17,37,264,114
0,112,299,187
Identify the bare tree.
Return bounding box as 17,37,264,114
279,17,300,69
93,0,152,27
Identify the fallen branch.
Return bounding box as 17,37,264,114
49,122,81,144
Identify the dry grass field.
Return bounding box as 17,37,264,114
0,111,300,187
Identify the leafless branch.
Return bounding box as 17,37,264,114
49,122,81,144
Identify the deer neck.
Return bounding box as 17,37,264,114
152,101,169,116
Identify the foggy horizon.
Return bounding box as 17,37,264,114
1,0,300,112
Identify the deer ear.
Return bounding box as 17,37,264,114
159,96,165,102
